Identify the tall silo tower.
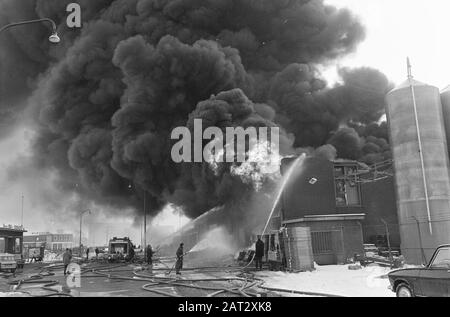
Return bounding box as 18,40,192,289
441,86,450,153
386,60,450,264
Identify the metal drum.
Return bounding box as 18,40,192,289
283,226,314,272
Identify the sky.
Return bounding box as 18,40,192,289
325,0,450,89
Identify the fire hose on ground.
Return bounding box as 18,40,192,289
4,259,346,297
82,266,260,297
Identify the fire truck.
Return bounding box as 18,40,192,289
107,237,135,262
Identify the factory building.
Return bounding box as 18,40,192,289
162,155,400,267
386,71,450,264
23,232,74,251
280,156,400,265
159,66,450,267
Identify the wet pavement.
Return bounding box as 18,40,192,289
0,260,270,297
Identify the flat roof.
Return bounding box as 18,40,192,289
0,226,27,233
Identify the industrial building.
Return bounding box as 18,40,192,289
280,69,450,266
279,156,400,265
23,232,74,251
161,69,450,267
161,156,401,267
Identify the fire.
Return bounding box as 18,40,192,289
206,140,282,191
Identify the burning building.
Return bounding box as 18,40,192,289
161,154,400,267
279,156,399,265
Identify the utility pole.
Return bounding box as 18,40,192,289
143,191,147,260
106,225,109,246
79,209,91,257
21,194,24,228
140,221,143,249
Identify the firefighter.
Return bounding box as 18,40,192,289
175,243,184,275
128,245,135,261
146,245,154,273
63,248,72,276
255,236,264,271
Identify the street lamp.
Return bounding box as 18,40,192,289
79,209,91,257
0,18,60,43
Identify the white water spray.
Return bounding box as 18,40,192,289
189,227,234,253
261,154,306,236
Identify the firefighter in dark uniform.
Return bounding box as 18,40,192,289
255,236,265,271
175,243,184,275
146,245,154,272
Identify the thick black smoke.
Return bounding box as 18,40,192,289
0,0,392,219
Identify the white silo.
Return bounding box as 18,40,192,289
441,85,450,153
386,61,450,264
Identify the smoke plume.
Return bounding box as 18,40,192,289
0,0,392,221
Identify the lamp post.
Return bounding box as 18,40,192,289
79,209,91,257
21,193,24,228
0,18,60,43
143,190,147,260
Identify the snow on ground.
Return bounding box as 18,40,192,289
257,264,395,297
43,251,63,262
0,292,28,297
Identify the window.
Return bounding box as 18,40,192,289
430,247,450,269
312,232,333,254
0,238,5,253
270,235,276,252
15,238,21,254
334,165,361,206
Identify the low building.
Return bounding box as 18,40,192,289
50,234,74,251
280,156,400,265
23,232,74,252
0,225,27,261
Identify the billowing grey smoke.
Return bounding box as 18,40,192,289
0,0,392,219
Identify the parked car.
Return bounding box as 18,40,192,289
0,253,18,273
388,245,450,297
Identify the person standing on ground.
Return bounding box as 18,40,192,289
128,245,135,262
86,247,89,261
255,236,265,271
146,245,154,272
175,243,184,275
95,247,99,259
63,248,72,275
